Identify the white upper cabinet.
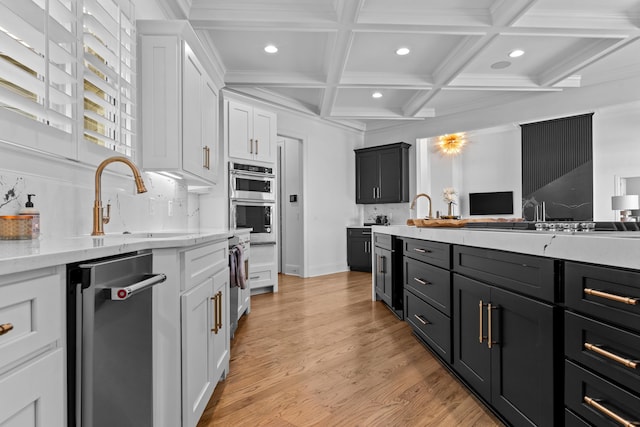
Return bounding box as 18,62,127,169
228,100,276,164
138,21,223,186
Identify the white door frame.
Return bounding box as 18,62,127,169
277,131,306,277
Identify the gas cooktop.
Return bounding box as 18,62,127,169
463,221,640,232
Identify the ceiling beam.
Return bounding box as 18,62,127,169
490,0,539,26
402,34,497,117
319,0,365,117
224,72,327,87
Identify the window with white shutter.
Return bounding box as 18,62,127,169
0,0,76,135
82,0,135,157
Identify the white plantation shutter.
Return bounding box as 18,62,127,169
0,0,76,134
82,0,135,157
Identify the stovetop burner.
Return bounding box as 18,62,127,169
463,221,640,232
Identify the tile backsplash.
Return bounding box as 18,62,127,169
0,147,198,239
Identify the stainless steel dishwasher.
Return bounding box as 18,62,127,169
66,251,166,427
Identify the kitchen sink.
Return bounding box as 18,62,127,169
119,231,189,238
76,231,191,239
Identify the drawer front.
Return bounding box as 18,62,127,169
565,360,640,426
0,349,64,426
565,261,640,332
565,311,640,392
405,290,451,363
453,245,556,302
183,241,228,292
0,268,63,371
564,409,591,427
404,238,450,269
404,257,451,315
348,227,372,238
373,233,392,250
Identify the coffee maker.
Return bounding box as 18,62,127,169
375,215,389,225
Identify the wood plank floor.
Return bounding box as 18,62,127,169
197,272,503,427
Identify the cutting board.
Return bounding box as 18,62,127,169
407,218,522,228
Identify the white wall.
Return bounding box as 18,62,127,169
277,109,364,277
593,101,640,221
364,75,640,223
278,137,303,276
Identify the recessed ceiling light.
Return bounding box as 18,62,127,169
372,92,383,99
264,44,278,54
509,49,525,58
490,61,511,70
396,47,410,56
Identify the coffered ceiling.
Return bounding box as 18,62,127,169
187,0,640,131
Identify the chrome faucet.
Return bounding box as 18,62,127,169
92,156,147,236
410,193,433,219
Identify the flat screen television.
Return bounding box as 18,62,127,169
469,191,514,215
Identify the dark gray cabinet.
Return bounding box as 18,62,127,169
403,237,452,362
346,227,372,272
355,142,409,204
453,274,556,427
374,245,392,307
452,246,558,427
374,233,403,318
564,261,640,426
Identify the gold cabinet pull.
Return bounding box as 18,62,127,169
211,294,219,333
413,314,429,325
255,139,258,155
479,300,486,343
0,323,14,336
584,288,638,305
584,396,637,427
488,303,498,349
249,138,254,154
380,255,386,274
413,277,430,286
203,146,211,169
584,342,638,369
413,248,431,253
216,290,223,330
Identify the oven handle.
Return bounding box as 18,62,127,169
106,273,167,301
251,241,277,246
230,204,237,229
230,170,276,179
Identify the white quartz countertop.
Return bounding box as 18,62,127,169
371,225,640,270
0,228,251,276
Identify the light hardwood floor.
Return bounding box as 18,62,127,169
197,272,503,427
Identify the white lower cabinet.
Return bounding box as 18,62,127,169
0,349,64,427
180,241,230,427
249,244,278,294
154,239,230,427
211,268,229,382
181,277,215,427
0,267,65,427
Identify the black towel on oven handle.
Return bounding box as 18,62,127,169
229,245,246,289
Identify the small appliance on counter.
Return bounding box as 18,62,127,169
364,214,389,226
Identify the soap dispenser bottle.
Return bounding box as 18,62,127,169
19,194,40,238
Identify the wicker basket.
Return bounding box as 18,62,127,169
0,215,34,240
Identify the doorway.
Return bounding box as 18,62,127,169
277,136,303,276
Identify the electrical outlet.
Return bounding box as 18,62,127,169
148,198,155,216
168,200,173,217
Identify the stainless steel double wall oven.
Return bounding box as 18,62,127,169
229,162,276,244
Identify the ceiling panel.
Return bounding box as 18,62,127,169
188,0,640,131
461,34,619,78
345,32,467,76
357,0,496,26
207,30,329,75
